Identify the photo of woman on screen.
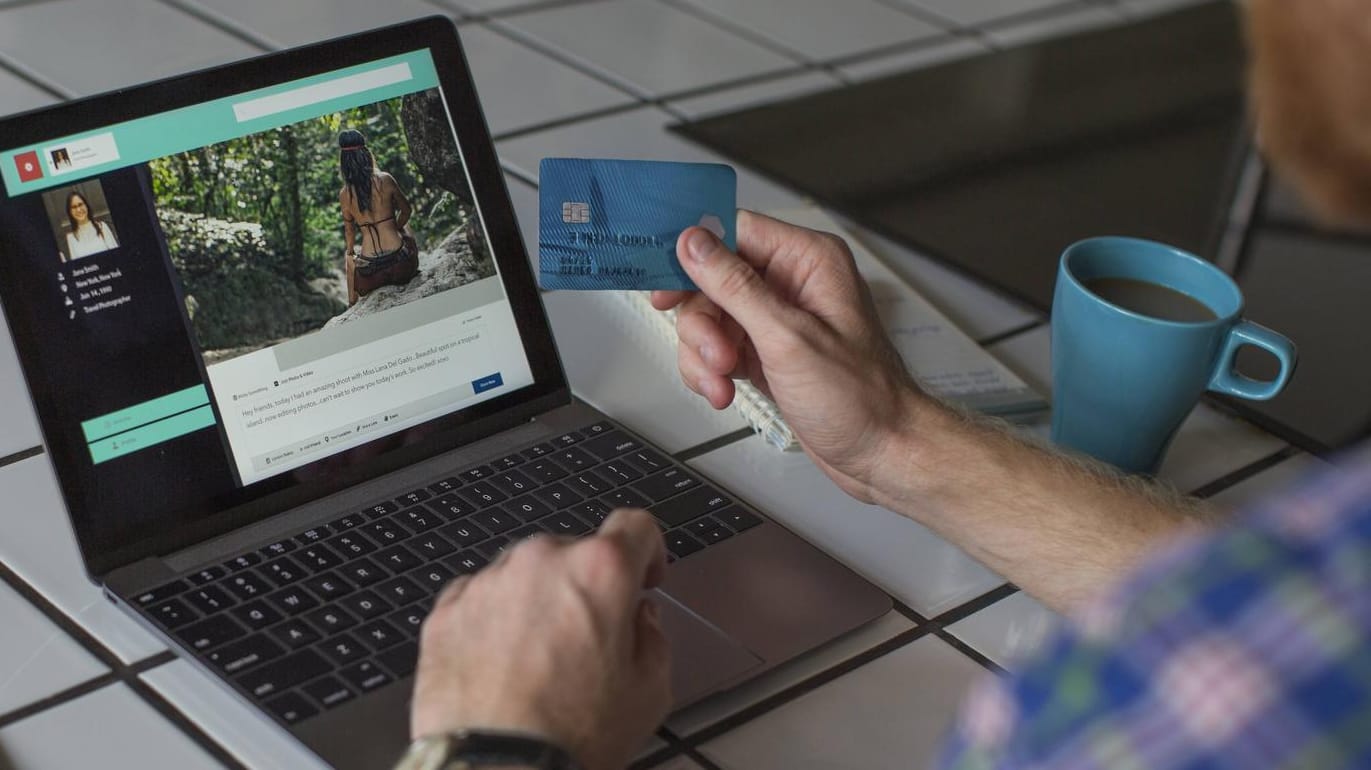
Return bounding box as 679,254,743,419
63,189,119,260
338,128,418,306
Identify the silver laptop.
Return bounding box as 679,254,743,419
0,17,890,769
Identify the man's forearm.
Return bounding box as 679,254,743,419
873,395,1213,614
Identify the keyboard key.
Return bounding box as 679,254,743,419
232,601,282,630
407,563,455,593
362,501,399,519
597,460,643,485
552,447,595,472
458,482,507,508
503,495,553,522
408,532,456,559
599,488,651,511
261,556,308,586
224,572,272,601
624,449,670,474
427,477,461,495
473,509,518,535
207,634,284,674
437,519,487,548
475,537,511,559
489,470,538,498
523,443,555,459
580,431,641,461
508,523,543,541
302,675,355,710
293,525,334,546
542,512,589,537
259,540,297,559
266,587,318,616
305,605,358,634
224,553,262,572
718,507,762,532
584,421,613,436
329,532,377,558
399,507,442,533
493,453,525,470
364,519,412,546
178,614,246,651
328,513,366,531
235,649,330,700
699,525,734,545
395,488,431,507
356,619,404,651
386,606,426,637
375,544,422,572
685,516,723,538
460,465,494,482
566,470,613,498
184,585,236,614
633,468,701,503
147,598,196,629
664,530,705,559
377,640,419,678
270,619,321,650
339,590,392,620
339,558,387,587
374,576,423,606
523,459,567,484
296,543,343,571
426,494,478,520
552,431,584,447
567,500,611,526
187,566,228,586
651,485,732,528
264,692,319,724
303,573,353,601
442,551,488,575
339,659,392,692
533,484,582,509
319,633,367,665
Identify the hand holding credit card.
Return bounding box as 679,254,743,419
539,158,736,290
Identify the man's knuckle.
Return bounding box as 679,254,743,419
715,263,759,299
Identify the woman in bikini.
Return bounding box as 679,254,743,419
338,128,417,306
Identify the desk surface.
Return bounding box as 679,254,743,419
0,0,1319,768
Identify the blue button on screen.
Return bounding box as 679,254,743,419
472,372,504,394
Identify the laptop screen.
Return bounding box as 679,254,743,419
0,28,563,573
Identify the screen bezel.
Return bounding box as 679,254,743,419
0,16,569,578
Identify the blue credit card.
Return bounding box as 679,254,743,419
538,158,736,291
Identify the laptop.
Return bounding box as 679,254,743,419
0,17,890,770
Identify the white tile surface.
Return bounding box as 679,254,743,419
0,457,166,662
497,107,808,213
183,0,448,48
142,660,331,770
673,0,943,62
1206,452,1331,515
445,0,534,13
668,611,915,737
540,291,747,454
946,591,1060,669
688,437,1006,616
0,0,261,96
0,683,220,769
0,71,57,118
0,308,43,458
668,71,841,122
838,37,987,82
891,0,1078,27
0,579,107,716
984,5,1122,47
496,1,796,98
988,326,1288,493
461,24,635,136
699,635,984,770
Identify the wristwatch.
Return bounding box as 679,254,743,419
394,730,585,770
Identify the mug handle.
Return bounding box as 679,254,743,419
1207,321,1297,401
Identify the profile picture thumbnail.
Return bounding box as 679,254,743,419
41,181,119,262
50,147,71,170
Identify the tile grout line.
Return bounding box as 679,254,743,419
653,727,726,770
674,428,756,463
155,0,279,52
654,0,813,66
930,584,1019,628
0,561,245,768
0,445,43,470
1189,445,1303,500
935,628,1008,676
977,319,1047,348
0,48,74,101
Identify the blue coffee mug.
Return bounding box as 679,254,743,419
1050,237,1296,474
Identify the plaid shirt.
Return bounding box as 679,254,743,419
941,453,1371,770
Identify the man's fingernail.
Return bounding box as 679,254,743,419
686,229,717,263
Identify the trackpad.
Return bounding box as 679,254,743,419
654,590,764,707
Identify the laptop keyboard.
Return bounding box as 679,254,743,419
132,421,763,725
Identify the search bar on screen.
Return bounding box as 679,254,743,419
233,62,414,122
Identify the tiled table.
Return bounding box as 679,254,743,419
0,0,1325,768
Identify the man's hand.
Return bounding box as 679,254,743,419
411,509,671,770
652,210,923,503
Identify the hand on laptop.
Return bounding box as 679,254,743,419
411,508,671,770
652,210,924,503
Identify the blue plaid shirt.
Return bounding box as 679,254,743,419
941,453,1371,769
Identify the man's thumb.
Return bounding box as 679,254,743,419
677,227,788,333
